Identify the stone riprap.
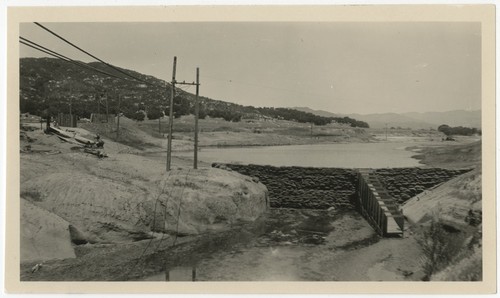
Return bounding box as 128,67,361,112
213,163,472,211
373,168,471,204
214,164,357,210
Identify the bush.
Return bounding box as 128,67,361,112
134,111,145,121
438,124,479,136
173,96,191,118
417,217,465,280
147,108,163,120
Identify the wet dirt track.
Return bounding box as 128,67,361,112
144,209,425,281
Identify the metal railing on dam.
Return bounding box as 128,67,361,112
357,169,404,237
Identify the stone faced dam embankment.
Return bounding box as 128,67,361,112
212,163,471,236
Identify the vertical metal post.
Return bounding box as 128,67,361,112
194,67,200,169
167,56,177,171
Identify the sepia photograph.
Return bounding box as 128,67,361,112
4,4,496,294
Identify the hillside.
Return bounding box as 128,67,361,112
20,57,367,127
294,107,481,130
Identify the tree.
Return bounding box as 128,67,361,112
198,103,207,119
438,124,452,136
173,96,190,118
147,107,163,120
134,111,145,121
438,124,479,136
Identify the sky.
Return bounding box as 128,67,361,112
19,22,481,115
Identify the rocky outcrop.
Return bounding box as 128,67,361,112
143,168,269,235
21,168,269,242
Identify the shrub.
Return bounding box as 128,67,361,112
438,124,479,136
417,217,465,280
147,108,163,120
134,111,145,121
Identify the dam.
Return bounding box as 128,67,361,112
213,163,470,237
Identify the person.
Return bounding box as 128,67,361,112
95,134,104,148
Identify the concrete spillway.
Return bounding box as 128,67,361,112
357,169,404,237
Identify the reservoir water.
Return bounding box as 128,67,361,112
174,142,422,168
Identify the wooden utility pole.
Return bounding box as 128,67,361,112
158,115,162,135
68,87,72,116
194,67,200,169
105,91,109,122
97,93,100,115
174,72,201,169
116,93,121,140
69,96,72,117
167,56,177,171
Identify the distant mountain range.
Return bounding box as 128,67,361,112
293,107,481,129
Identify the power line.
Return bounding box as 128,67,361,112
34,22,156,87
20,38,128,81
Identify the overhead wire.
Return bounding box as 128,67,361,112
27,22,347,107
20,37,129,81
25,23,196,98
33,22,157,87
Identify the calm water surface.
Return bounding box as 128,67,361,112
174,142,421,168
